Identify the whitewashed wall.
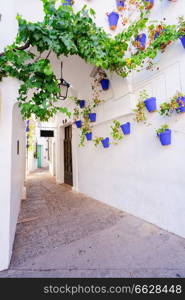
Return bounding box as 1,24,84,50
56,0,185,239
0,0,43,271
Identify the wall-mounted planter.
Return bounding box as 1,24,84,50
176,96,185,113
100,79,110,90
134,33,147,50
75,120,82,128
78,100,85,108
85,132,92,141
89,113,96,122
144,97,157,112
143,0,154,9
101,137,110,148
62,0,72,6
116,0,125,11
158,129,171,146
108,12,119,30
120,122,131,135
180,36,185,49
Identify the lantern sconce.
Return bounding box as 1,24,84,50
58,62,70,100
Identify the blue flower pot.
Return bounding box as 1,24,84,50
135,33,147,49
62,0,72,6
116,0,125,11
101,137,110,148
78,100,85,108
158,129,171,146
85,132,92,141
180,36,185,49
26,126,30,132
89,113,96,122
143,0,154,9
176,96,185,113
120,122,131,135
75,120,82,128
108,12,119,30
100,79,110,90
144,97,157,112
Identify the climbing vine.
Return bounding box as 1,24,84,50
0,0,184,125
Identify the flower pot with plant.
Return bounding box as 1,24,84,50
73,107,82,128
134,90,155,122
143,0,154,10
111,120,123,143
120,122,131,135
107,12,119,30
116,0,125,11
133,33,147,50
62,0,74,6
100,78,110,90
78,100,85,108
156,124,171,146
178,16,185,49
101,137,110,148
89,113,96,122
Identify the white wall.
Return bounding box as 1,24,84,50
0,0,43,271
55,0,185,238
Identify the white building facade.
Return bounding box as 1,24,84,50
0,0,185,271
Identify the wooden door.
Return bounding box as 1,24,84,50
64,126,73,186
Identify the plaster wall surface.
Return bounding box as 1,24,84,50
55,0,185,238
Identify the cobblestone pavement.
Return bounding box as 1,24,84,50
1,169,185,278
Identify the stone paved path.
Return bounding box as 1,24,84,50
0,169,185,278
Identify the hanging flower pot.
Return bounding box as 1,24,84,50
116,0,125,11
85,132,92,141
108,12,119,30
176,96,185,113
89,113,96,122
143,0,154,9
158,129,172,146
144,97,157,112
78,100,85,108
100,79,110,90
134,33,147,50
62,0,72,6
101,137,110,148
120,122,131,135
180,36,185,49
75,120,82,128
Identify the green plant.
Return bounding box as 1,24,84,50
134,90,149,122
178,16,185,36
79,120,92,147
93,137,104,147
156,124,169,134
159,91,183,116
73,107,81,120
0,0,181,121
110,120,123,143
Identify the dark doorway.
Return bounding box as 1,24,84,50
64,125,73,186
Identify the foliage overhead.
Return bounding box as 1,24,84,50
0,0,183,121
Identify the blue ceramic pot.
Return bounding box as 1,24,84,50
144,97,157,112
75,120,82,128
78,100,85,108
176,96,185,113
135,33,147,49
158,129,171,146
180,36,185,49
85,132,92,141
62,0,72,6
100,79,109,90
89,113,96,122
101,137,110,148
120,122,131,135
108,12,119,30
116,0,125,11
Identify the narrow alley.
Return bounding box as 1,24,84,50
1,169,185,278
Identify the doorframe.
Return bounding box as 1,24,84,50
56,122,79,191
